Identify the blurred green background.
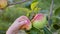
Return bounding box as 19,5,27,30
0,0,60,34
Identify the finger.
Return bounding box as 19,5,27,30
14,16,28,22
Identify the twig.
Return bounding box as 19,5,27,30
48,0,54,26
7,0,30,6
49,0,54,18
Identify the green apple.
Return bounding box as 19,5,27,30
32,13,47,29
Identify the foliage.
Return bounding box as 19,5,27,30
0,0,60,34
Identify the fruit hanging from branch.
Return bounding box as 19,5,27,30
0,0,7,9
31,13,47,29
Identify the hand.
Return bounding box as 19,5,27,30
6,16,30,34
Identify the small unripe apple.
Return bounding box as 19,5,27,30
19,16,32,30
32,13,47,29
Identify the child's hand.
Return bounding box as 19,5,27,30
6,16,31,34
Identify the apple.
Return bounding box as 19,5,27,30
0,0,7,9
31,13,47,29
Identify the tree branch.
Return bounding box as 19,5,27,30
7,0,31,6
48,0,54,26
49,0,54,17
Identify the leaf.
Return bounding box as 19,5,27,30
4,7,31,22
53,24,60,30
16,7,32,17
52,16,60,24
17,7,30,12
54,7,60,16
50,16,60,32
26,27,44,34
43,27,52,34
24,1,32,9
31,2,39,10
34,7,41,13
29,27,39,34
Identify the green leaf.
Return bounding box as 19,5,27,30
43,27,52,34
54,7,60,16
27,27,44,34
52,16,60,24
29,27,39,34
3,7,30,22
24,1,32,9
50,16,60,32
34,7,41,13
31,2,39,10
53,24,60,30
